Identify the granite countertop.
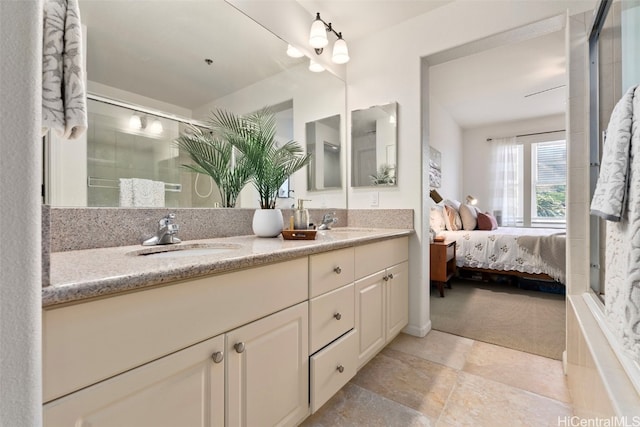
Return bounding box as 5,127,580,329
43,228,413,308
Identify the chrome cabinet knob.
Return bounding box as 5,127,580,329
336,365,344,373
387,273,394,280
211,351,224,363
383,275,389,281
333,312,342,320
234,342,245,353
334,266,342,274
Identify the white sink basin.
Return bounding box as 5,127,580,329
128,243,242,259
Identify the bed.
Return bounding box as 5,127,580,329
438,227,566,284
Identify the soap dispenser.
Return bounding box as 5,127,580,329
293,199,310,230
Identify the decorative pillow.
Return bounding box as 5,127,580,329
444,199,461,211
459,204,478,230
430,206,446,232
444,205,462,231
477,212,498,230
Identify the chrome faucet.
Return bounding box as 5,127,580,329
143,213,181,246
318,212,338,230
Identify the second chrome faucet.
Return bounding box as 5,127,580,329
143,213,181,246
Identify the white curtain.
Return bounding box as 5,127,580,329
490,137,519,226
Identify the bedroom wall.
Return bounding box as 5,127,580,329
429,96,463,202
461,113,566,212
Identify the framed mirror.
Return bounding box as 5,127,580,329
350,102,398,187
306,114,342,191
44,1,347,209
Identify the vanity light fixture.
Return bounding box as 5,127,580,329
308,59,325,73
149,118,163,135
129,113,143,130
308,12,350,65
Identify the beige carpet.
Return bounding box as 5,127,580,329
430,279,565,360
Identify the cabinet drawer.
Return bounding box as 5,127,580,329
355,237,408,279
310,329,357,413
309,283,355,354
309,247,355,298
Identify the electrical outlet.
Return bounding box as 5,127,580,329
370,192,379,207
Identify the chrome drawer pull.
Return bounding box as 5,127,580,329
234,342,245,353
336,364,344,373
333,312,342,320
383,275,389,281
211,351,224,363
334,266,342,274
387,273,394,280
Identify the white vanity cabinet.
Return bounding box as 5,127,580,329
44,334,226,427
43,258,309,427
226,302,309,427
354,237,409,368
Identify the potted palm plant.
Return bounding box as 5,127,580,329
175,126,252,208
209,107,312,237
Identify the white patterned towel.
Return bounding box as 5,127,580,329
590,85,637,222
42,0,87,140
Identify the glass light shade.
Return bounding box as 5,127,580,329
309,18,328,48
331,38,350,64
129,114,142,129
286,44,304,58
149,119,163,134
308,59,325,73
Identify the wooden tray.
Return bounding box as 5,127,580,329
282,229,317,240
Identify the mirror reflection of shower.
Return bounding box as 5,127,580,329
82,96,222,208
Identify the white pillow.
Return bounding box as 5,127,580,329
444,205,462,231
444,199,461,211
459,203,478,230
430,206,446,232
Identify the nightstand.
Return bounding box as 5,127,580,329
430,240,456,297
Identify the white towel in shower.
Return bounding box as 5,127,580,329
590,85,637,222
42,0,88,140
119,179,165,207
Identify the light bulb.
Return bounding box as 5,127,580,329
309,15,328,48
286,44,304,58
129,114,142,130
309,59,325,73
331,37,349,64
149,119,163,134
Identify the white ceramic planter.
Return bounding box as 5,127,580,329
252,208,284,237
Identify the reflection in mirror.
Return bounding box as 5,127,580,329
306,115,341,191
351,102,398,187
45,1,347,208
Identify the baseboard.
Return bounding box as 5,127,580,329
402,320,432,338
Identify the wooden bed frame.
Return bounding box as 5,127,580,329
459,267,555,282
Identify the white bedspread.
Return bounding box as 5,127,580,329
439,227,565,283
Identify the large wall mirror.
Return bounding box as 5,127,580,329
351,102,398,187
306,114,342,191
44,1,347,209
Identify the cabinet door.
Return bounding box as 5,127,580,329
226,302,309,427
355,271,386,369
386,261,409,341
43,334,225,427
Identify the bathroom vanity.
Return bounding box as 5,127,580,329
42,229,410,427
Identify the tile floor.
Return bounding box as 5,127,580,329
302,330,572,427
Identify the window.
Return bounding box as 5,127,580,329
531,140,566,226
499,137,566,228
